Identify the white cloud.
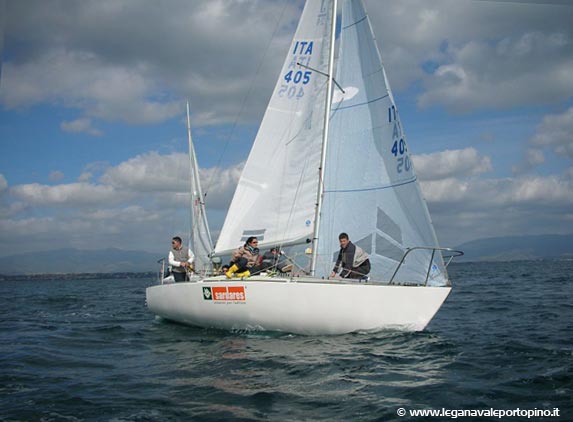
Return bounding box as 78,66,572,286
1,49,182,124
3,151,242,213
421,174,573,245
61,117,102,136
0,148,243,254
100,152,189,192
3,0,572,124
10,182,119,206
366,0,573,95
512,106,573,174
413,147,492,181
1,0,300,126
530,106,573,158
418,32,573,112
423,175,573,208
99,151,242,210
0,210,165,255
83,205,160,225
1,153,572,253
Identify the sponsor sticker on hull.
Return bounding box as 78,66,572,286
202,286,246,303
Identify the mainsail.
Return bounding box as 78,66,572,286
315,0,447,285
186,102,214,273
214,0,333,255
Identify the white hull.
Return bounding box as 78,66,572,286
146,276,451,335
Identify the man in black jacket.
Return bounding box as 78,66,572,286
330,233,370,279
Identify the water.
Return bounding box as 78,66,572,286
1,261,571,421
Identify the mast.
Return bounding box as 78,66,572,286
310,0,337,276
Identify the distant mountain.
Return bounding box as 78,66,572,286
455,234,573,262
0,248,163,275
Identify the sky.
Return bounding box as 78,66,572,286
0,0,572,257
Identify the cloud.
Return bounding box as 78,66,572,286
61,117,102,136
0,151,244,255
423,175,573,209
418,32,573,112
1,49,182,124
0,209,164,255
0,148,243,254
512,106,573,174
3,151,242,213
83,205,160,225
413,147,492,181
1,0,300,126
99,151,242,210
512,148,545,175
3,170,570,253
1,148,572,253
48,170,65,181
100,152,189,193
77,172,92,182
10,182,119,206
3,0,572,126
530,106,573,158
0,175,26,220
421,174,573,244
366,0,573,95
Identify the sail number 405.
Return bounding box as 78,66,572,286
284,70,311,84
391,139,411,173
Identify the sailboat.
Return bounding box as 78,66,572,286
147,0,462,335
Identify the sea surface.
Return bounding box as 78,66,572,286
1,260,571,421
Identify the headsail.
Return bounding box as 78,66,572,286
315,0,448,285
186,102,214,273
214,0,334,255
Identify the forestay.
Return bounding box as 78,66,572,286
315,0,448,285
214,0,333,255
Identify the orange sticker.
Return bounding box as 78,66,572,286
210,286,246,302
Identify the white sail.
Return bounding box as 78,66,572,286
315,0,448,285
186,102,214,273
214,0,333,254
